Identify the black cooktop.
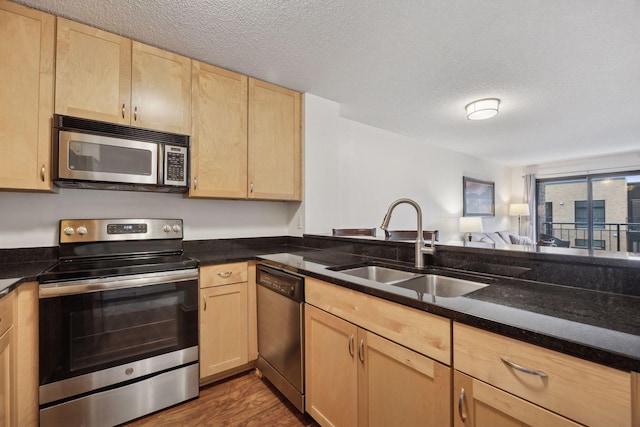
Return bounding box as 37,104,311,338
39,253,198,283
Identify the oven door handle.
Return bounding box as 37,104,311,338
39,269,198,298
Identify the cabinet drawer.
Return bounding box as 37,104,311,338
0,291,15,337
200,262,248,288
454,322,632,427
305,278,451,365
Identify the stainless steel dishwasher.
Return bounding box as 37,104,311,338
256,265,305,412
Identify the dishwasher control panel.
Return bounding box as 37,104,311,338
256,265,304,302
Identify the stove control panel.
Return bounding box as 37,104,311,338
59,218,184,243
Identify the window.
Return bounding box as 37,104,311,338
536,172,640,253
575,238,605,250
574,200,605,230
544,202,553,235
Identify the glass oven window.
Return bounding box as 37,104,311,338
39,280,198,385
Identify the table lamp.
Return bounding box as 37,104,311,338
459,217,484,242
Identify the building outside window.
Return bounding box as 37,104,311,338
536,173,640,253
574,200,605,230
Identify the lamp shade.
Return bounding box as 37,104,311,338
465,98,500,120
459,217,484,233
509,203,530,216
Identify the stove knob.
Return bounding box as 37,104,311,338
77,226,88,235
63,226,75,236
172,224,181,233
163,225,172,233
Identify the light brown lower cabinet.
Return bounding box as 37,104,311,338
305,304,451,427
454,322,633,427
0,294,15,426
199,263,250,380
0,283,38,427
454,371,581,427
15,282,39,427
200,283,249,377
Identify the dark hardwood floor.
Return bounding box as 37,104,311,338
123,370,319,426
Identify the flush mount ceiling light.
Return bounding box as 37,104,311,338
465,98,500,120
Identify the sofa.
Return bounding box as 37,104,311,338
469,230,534,247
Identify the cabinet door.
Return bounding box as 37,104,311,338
15,283,38,426
191,61,247,198
0,1,54,191
305,304,358,427
248,78,301,200
131,42,191,135
199,283,248,378
454,322,631,427
454,371,581,427
359,330,451,427
0,327,14,426
55,17,131,124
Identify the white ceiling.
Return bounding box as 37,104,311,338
17,0,640,167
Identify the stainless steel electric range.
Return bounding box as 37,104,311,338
38,218,199,427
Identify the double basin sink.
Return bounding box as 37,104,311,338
334,265,489,298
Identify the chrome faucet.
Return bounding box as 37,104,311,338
380,198,435,269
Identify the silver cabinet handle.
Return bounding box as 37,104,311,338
122,103,125,119
217,271,232,278
203,294,207,311
194,176,197,190
458,387,467,422
134,106,138,121
250,181,254,193
501,357,548,377
41,164,45,182
358,339,365,363
348,335,354,357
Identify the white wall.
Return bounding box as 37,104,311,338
519,151,640,179
0,93,518,249
511,150,640,207
0,189,290,248
303,94,514,242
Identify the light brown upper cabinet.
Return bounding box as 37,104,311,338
131,42,191,134
191,71,302,201
55,18,191,135
191,61,248,198
248,78,302,201
0,1,55,191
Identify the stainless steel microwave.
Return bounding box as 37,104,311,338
53,115,189,192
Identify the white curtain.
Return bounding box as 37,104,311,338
523,174,536,240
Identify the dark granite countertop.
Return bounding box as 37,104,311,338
0,251,57,299
253,249,639,372
2,239,638,372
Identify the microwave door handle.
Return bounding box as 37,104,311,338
158,144,164,185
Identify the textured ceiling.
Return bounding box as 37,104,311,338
16,0,640,167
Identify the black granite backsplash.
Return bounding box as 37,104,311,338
434,247,640,297
0,246,58,264
300,235,640,297
3,235,640,298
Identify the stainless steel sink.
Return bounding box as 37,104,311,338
337,265,421,284
391,274,488,297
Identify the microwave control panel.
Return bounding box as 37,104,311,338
164,145,187,186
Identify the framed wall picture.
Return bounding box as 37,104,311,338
463,177,495,216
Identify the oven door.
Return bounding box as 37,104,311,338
38,269,198,405
58,130,158,185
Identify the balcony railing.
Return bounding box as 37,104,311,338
540,222,640,252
